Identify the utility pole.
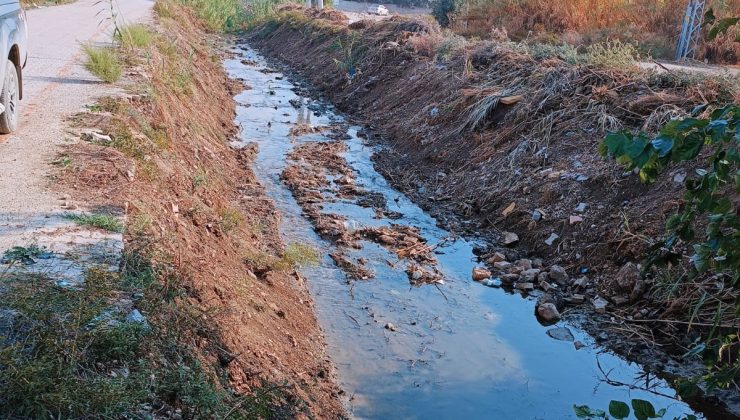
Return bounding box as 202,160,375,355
306,0,323,10
675,0,707,60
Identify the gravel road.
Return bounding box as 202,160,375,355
0,0,152,250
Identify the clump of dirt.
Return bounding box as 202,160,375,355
249,8,739,412
282,128,444,285
56,5,344,418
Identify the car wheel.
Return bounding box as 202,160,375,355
0,59,20,134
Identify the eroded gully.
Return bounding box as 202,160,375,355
224,45,702,419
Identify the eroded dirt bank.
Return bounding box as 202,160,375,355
0,3,344,418
248,6,739,415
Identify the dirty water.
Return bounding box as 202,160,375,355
224,46,702,419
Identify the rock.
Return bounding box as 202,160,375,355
484,278,503,288
502,232,519,246
612,295,629,306
91,131,112,144
568,294,585,304
537,271,550,283
536,303,561,323
516,282,534,292
616,262,640,293
501,273,519,283
384,323,396,332
548,265,569,285
574,341,586,350
532,258,543,268
574,203,588,213
515,259,532,270
546,327,575,342
126,309,148,327
472,268,492,281
544,233,559,246
572,276,589,290
539,280,552,291
631,277,647,302
378,235,396,245
493,261,512,270
569,215,583,225
592,297,608,313
532,210,543,221
486,252,506,264
673,171,686,183
520,269,541,282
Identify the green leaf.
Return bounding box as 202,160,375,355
602,132,632,157
691,243,712,272
672,132,705,161
631,399,656,420
609,400,630,419
651,136,674,157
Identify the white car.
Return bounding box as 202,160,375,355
0,0,27,134
366,4,389,15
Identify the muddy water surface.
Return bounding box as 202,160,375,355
225,46,701,419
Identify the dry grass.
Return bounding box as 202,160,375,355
448,0,740,62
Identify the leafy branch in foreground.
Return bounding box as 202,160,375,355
600,104,739,393
574,398,696,420
600,104,738,295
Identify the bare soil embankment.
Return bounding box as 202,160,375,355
249,6,739,413
31,4,345,418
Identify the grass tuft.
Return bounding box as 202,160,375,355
82,45,122,83
116,24,155,49
65,213,124,233
282,242,320,268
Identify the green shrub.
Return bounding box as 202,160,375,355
116,24,154,49
82,45,122,83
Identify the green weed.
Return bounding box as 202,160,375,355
1,245,51,265
220,207,243,234
82,45,122,83
116,24,155,49
282,242,320,268
65,213,124,233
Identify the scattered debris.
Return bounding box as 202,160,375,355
544,233,559,246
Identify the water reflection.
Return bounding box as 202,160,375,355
224,45,701,420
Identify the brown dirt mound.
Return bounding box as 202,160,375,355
59,5,344,418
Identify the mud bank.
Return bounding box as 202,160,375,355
7,4,344,417
248,7,739,416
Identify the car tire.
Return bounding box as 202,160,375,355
0,59,20,134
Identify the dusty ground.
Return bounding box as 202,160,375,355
0,0,152,264
250,8,739,415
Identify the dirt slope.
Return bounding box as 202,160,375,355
249,7,739,412
0,4,344,418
